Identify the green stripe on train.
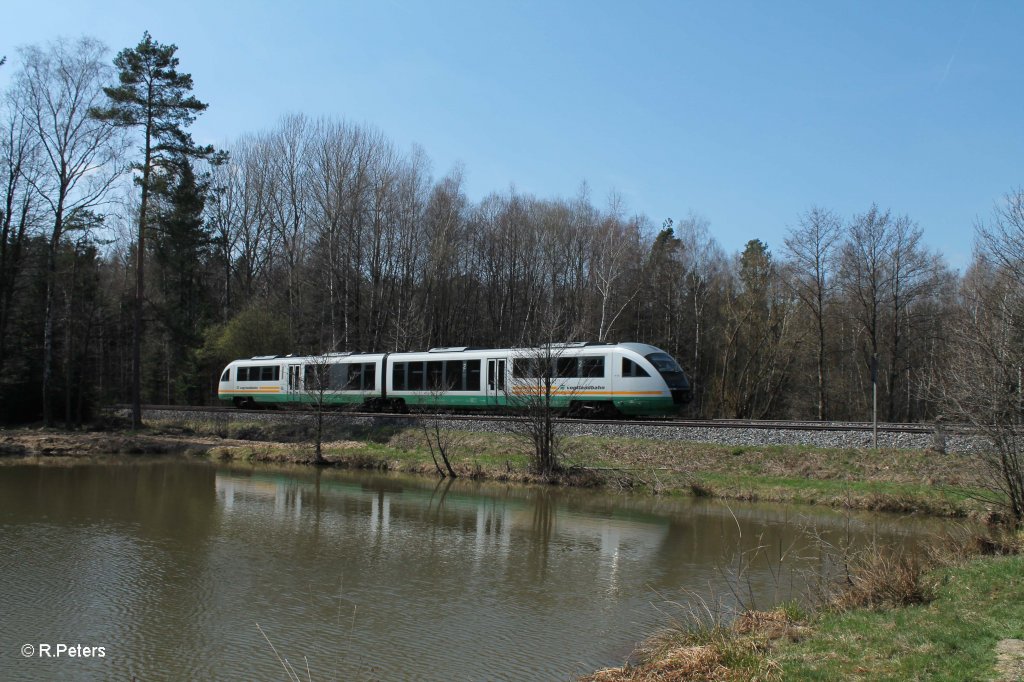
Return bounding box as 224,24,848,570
218,392,677,416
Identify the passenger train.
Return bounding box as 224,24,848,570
217,342,691,417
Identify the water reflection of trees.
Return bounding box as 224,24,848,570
212,469,951,609
525,489,555,582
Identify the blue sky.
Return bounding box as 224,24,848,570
3,0,1021,268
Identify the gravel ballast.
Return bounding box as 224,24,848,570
137,408,982,454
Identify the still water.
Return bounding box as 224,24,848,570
0,460,944,680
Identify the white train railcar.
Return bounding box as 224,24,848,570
218,342,689,416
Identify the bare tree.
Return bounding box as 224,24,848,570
977,188,1024,283
784,206,842,420
473,190,546,344
506,343,565,476
421,168,469,347
206,157,242,320
839,205,895,435
388,146,430,351
13,37,124,425
591,201,642,343
675,214,726,411
417,395,462,478
940,189,1024,524
227,135,276,304
263,114,311,343
307,119,373,350
883,215,949,421
837,205,949,426
504,328,597,476
301,352,334,465
0,91,42,375
944,266,1024,522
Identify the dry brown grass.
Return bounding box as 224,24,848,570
579,608,802,682
585,644,728,681
832,549,935,610
970,526,1024,556
731,610,806,641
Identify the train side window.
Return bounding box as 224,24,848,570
556,357,577,379
428,361,444,390
409,362,425,391
363,363,376,390
304,364,331,390
466,360,481,391
342,364,360,390
324,363,339,388
581,357,605,378
392,363,407,390
237,365,275,381
622,358,650,377
514,356,552,379
445,360,464,391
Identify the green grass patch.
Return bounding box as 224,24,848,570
586,551,1024,682
773,556,1024,681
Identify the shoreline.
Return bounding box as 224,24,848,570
0,423,997,519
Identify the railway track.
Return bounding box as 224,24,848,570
116,404,955,435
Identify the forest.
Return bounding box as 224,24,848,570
2,34,1022,427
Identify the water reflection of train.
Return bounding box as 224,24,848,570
217,342,691,417
213,470,941,597
214,472,673,563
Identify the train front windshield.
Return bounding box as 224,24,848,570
645,352,691,403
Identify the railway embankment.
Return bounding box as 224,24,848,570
2,407,998,520
129,405,986,453
139,407,998,519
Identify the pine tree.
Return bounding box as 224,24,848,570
91,32,220,427
152,159,212,403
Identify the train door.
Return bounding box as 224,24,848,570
287,363,302,402
486,358,506,406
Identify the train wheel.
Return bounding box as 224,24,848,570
595,402,622,419
568,401,621,419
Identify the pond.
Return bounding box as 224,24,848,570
0,459,947,680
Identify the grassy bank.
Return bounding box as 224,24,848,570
151,416,993,519
2,415,997,518
583,547,1024,681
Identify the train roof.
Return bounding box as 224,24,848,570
617,342,669,356
391,342,667,357
228,352,387,363
226,342,673,365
